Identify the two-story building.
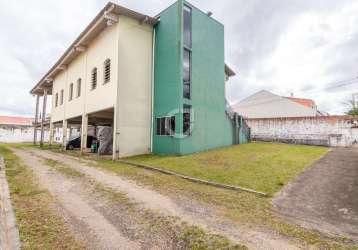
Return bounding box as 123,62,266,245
30,1,241,159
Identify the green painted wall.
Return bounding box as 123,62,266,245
153,0,235,155
152,1,182,154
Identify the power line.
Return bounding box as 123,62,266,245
297,76,358,94
234,76,358,108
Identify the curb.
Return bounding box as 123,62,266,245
0,156,21,250
118,160,267,197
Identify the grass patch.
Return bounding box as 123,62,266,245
126,142,329,195
15,142,358,249
77,158,356,249
42,158,84,178
0,144,83,249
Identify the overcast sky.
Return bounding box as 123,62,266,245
1,0,358,117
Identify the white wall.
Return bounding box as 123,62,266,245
247,116,358,147
233,90,318,118
0,126,49,143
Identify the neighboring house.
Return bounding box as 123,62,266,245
232,90,326,118
30,1,241,159
0,116,42,142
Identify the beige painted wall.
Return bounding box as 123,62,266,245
115,16,153,157
50,15,153,157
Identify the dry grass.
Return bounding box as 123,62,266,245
11,142,358,249
0,144,83,249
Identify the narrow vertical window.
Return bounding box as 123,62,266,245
69,83,73,101
60,89,64,105
183,49,191,99
55,93,58,107
183,5,192,48
183,105,191,136
91,68,97,90
103,59,111,84
77,78,81,97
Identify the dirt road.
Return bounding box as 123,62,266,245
13,148,302,250
273,147,358,241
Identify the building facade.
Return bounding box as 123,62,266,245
152,1,235,154
0,116,47,143
233,90,326,119
30,1,242,159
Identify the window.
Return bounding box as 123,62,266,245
55,93,58,107
103,59,111,84
156,116,175,136
60,89,64,105
91,68,97,90
77,78,81,97
183,105,191,136
183,5,192,48
69,83,73,101
183,48,191,99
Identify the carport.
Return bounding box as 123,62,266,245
53,108,114,154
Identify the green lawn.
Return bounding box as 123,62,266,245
11,142,357,249
126,142,328,195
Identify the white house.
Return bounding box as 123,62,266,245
0,116,48,142
232,90,326,119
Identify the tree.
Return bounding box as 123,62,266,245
345,95,358,115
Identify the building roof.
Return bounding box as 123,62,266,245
285,97,316,108
0,116,34,126
30,2,158,95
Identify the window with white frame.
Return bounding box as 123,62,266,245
103,59,110,84
156,116,175,136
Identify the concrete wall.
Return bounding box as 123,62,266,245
233,90,318,118
0,125,49,143
247,116,358,147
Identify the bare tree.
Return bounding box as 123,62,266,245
345,94,358,115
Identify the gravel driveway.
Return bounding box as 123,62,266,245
13,148,302,250
272,147,358,241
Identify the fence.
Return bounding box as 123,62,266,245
246,115,358,147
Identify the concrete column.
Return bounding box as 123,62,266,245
49,122,54,146
62,119,68,150
80,114,88,154
40,89,48,147
33,95,40,145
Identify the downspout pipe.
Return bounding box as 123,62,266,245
150,27,156,153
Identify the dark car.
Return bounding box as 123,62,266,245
66,135,96,150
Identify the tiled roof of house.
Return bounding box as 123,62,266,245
0,116,33,126
285,97,316,108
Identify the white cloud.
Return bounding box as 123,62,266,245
0,0,357,116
